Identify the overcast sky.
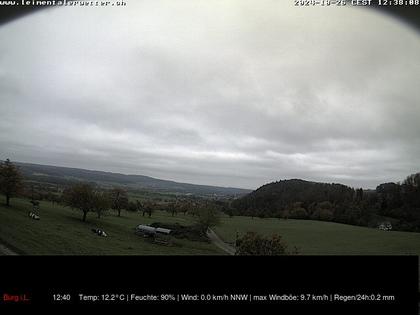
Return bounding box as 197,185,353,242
0,1,419,189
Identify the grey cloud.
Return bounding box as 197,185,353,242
0,1,419,189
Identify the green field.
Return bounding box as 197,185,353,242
0,198,224,255
2,197,420,256
214,216,420,255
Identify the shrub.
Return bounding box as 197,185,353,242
235,232,298,255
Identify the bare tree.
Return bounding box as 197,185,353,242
110,187,129,217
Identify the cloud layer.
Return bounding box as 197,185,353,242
0,1,419,189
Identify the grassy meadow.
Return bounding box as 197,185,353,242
214,216,420,255
0,198,224,255
1,197,420,256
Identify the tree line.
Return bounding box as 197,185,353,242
230,176,420,232
5,157,418,233
0,159,221,232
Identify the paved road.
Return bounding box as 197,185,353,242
207,228,236,255
0,242,18,256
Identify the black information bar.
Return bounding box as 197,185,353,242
0,256,418,313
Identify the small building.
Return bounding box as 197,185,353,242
155,227,171,235
135,225,172,245
135,225,157,236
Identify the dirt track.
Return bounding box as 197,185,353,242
207,228,236,255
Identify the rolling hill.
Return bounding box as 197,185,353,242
14,162,251,197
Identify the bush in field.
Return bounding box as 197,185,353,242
235,232,298,255
195,202,221,233
150,222,209,242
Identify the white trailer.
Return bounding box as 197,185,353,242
135,225,172,245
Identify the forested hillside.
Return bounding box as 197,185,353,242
232,174,420,232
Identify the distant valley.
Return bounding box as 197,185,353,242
15,162,251,197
